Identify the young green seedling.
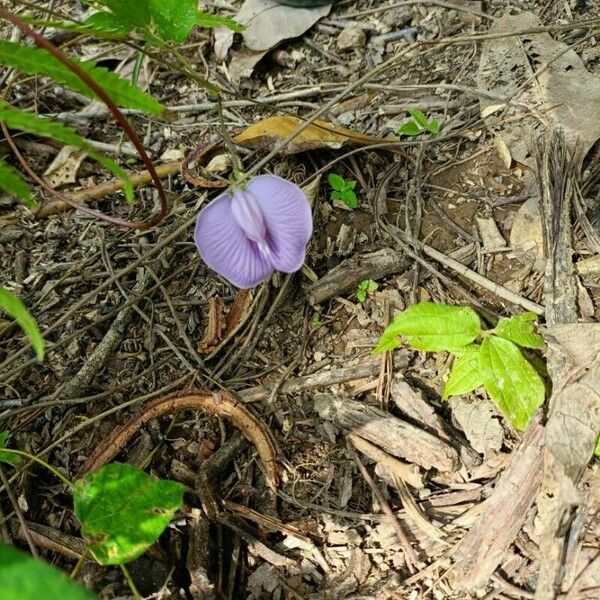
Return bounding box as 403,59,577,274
328,172,358,209
374,303,546,431
396,109,439,137
356,279,378,302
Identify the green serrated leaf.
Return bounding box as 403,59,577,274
74,463,184,565
356,288,367,302
0,431,21,467
0,42,163,115
396,121,422,136
85,1,151,31
495,312,545,349
196,11,244,32
25,14,130,38
0,103,133,201
443,345,484,398
80,11,132,35
408,109,428,128
366,280,379,293
0,158,34,208
0,287,44,361
328,172,346,191
427,119,440,134
374,302,481,353
148,0,197,43
480,336,545,430
0,543,96,600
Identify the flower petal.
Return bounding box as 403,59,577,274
247,175,312,273
194,192,273,288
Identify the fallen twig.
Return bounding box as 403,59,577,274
78,389,279,490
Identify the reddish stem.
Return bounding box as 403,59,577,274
0,6,169,230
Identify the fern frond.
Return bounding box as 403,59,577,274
0,158,34,208
0,103,133,201
0,41,163,116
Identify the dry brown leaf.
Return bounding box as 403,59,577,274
478,12,600,167
233,115,392,155
476,217,506,250
234,0,330,52
448,396,504,456
509,196,544,271
215,0,330,77
536,324,600,595
43,146,87,188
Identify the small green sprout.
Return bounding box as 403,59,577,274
312,314,323,329
396,109,439,137
374,303,546,431
356,279,378,303
328,173,358,209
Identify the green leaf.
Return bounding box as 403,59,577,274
480,336,545,431
366,279,379,293
74,463,184,565
356,279,378,303
85,1,151,31
595,434,600,458
0,543,96,600
196,11,243,32
345,179,357,191
0,42,163,115
0,431,21,467
494,312,545,349
374,302,481,353
24,14,130,38
328,172,346,191
427,119,440,134
443,345,485,398
0,158,34,208
0,103,133,201
148,0,197,43
340,190,358,209
0,287,44,361
396,121,422,136
408,109,428,128
81,11,132,35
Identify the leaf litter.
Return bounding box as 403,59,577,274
1,0,600,598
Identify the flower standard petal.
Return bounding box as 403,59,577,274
194,191,273,289
246,175,313,273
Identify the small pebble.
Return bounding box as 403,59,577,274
336,26,366,51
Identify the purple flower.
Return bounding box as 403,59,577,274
194,175,313,289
